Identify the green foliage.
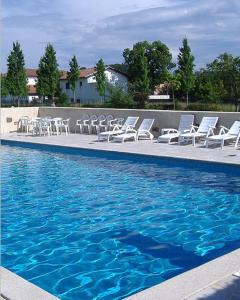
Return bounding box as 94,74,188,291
36,44,60,103
165,72,181,100
1,75,9,97
6,41,27,105
206,53,240,109
96,58,107,99
186,102,228,112
67,55,80,102
193,70,227,103
177,38,195,104
123,40,172,91
105,84,135,108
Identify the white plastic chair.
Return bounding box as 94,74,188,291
52,118,63,135
98,116,139,142
113,118,154,143
206,121,240,149
74,114,90,134
92,115,106,134
18,116,30,132
179,116,219,146
61,118,70,135
158,114,194,144
88,115,98,134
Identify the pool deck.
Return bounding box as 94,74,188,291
2,132,240,165
2,132,240,300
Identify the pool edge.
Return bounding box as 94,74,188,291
1,138,240,167
1,267,59,300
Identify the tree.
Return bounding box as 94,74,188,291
95,58,107,102
206,53,240,110
193,69,227,103
177,38,195,105
123,41,173,91
36,44,60,104
165,72,181,109
6,41,27,106
1,75,9,97
105,84,135,108
132,47,150,108
67,55,80,102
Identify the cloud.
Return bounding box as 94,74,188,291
2,0,240,71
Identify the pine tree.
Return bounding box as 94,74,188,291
36,44,60,105
96,58,107,102
67,55,80,102
6,41,27,106
177,38,195,105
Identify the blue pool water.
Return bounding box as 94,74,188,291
1,142,240,300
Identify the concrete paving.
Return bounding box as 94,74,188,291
2,132,240,165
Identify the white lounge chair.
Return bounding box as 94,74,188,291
179,116,219,146
158,114,194,144
98,116,139,142
113,119,154,143
205,121,240,149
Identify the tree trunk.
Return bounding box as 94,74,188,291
186,91,189,106
73,89,75,103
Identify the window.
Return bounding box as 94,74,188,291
66,82,70,89
79,81,82,87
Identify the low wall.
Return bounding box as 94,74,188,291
1,107,239,136
0,107,39,135
39,107,240,136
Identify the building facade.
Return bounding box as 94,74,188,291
60,67,129,104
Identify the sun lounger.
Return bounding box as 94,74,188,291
179,116,219,146
158,114,194,144
113,119,154,143
206,121,240,149
98,116,139,142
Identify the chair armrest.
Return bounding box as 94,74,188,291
190,125,198,133
219,125,229,134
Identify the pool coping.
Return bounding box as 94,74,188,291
124,248,240,300
1,267,59,300
1,137,240,167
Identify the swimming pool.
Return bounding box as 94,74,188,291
1,141,240,300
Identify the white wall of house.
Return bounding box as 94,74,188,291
27,77,37,85
60,69,128,104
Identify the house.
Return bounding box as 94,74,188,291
60,66,129,104
2,69,39,105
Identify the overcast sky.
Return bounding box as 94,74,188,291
2,0,240,71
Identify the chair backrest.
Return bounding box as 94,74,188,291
98,115,106,121
90,115,98,121
138,119,154,131
228,121,240,135
178,114,194,133
106,115,114,121
81,114,90,121
198,117,218,133
122,116,139,129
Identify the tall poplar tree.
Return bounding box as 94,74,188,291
36,44,60,105
96,58,107,102
67,55,80,102
177,38,195,105
6,41,27,106
133,47,150,108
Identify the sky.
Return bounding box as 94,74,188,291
2,0,240,71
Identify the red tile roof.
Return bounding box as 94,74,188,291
60,68,96,80
26,69,38,77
